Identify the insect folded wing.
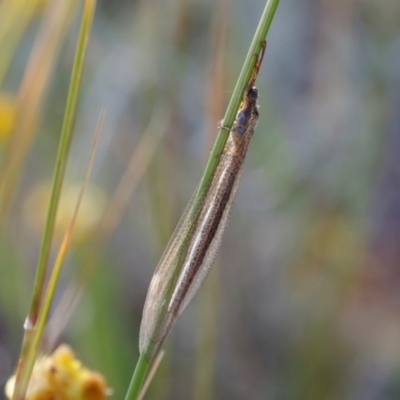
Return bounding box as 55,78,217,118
139,83,260,364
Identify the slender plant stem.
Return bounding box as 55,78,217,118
11,1,96,399
28,0,95,326
29,0,91,323
125,354,150,400
193,0,280,208
126,0,279,398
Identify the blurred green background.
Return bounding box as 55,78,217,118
1,0,400,399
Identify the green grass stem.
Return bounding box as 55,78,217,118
11,1,96,399
126,0,279,398
193,0,280,208
125,354,150,400
29,0,96,328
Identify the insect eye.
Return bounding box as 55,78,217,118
248,87,258,100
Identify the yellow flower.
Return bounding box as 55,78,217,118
0,93,17,142
5,345,109,400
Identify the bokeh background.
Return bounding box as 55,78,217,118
1,0,400,399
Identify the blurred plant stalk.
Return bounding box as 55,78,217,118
10,0,96,399
0,0,78,224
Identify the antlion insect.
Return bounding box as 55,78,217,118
139,42,267,363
